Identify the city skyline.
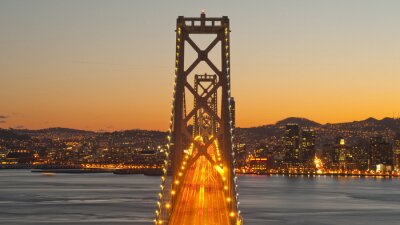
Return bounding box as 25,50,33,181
1,1,400,131
0,116,398,132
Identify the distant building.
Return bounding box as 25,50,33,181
392,139,400,171
247,155,268,172
300,129,316,168
229,97,235,130
330,138,356,171
284,124,300,166
369,136,392,171
234,143,247,169
6,149,34,164
351,144,369,171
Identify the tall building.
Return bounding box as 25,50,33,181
300,129,316,168
392,139,400,171
351,143,369,171
229,97,235,130
330,138,356,171
369,136,392,171
284,124,300,166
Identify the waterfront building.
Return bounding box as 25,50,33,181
392,139,400,171
300,129,316,169
247,155,268,172
330,138,356,172
229,97,235,130
284,124,300,167
369,136,392,171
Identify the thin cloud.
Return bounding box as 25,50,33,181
67,60,169,69
0,115,7,124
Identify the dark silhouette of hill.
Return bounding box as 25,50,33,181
38,127,95,134
236,117,399,143
100,129,166,139
340,117,400,133
13,127,94,137
0,129,31,140
1,117,398,141
275,117,321,127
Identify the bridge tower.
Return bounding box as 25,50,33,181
155,12,242,225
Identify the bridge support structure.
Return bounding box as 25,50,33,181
155,12,241,225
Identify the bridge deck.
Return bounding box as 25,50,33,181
169,146,230,225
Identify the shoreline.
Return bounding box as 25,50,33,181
1,165,398,178
237,171,399,178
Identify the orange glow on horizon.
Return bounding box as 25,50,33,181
1,2,399,131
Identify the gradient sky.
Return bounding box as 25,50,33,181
1,0,400,131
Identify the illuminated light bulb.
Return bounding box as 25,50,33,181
224,186,228,190
181,166,185,170
230,212,235,217
222,177,226,181
178,172,183,177
166,203,171,209
175,180,179,185
171,190,176,195
226,197,231,202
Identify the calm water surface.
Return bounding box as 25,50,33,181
0,170,399,225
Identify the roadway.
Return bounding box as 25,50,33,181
168,144,231,225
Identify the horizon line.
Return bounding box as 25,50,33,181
2,115,399,133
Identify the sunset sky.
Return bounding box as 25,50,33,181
1,1,400,131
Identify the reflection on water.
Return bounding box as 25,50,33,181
0,170,399,225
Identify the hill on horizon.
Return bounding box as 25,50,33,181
1,117,399,133
275,117,321,127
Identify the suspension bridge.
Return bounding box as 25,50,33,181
154,12,242,225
